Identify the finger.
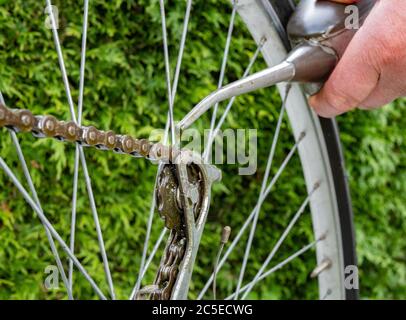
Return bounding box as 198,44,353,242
360,67,406,109
359,17,406,108
309,20,381,117
309,51,380,117
358,85,393,109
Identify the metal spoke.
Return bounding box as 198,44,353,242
77,0,89,126
235,85,291,299
170,0,193,106
203,39,264,160
69,146,80,292
130,0,194,299
240,183,320,299
0,92,73,299
0,157,107,299
197,132,306,299
139,228,168,281
131,122,170,300
206,1,237,157
69,0,89,293
79,149,115,299
45,0,77,123
226,238,321,300
159,0,175,144
45,0,115,299
131,176,159,298
129,228,167,300
9,132,74,300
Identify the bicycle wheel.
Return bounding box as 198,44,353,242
0,0,356,300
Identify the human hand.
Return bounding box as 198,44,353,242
309,0,406,117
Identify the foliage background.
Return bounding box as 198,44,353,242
0,0,404,299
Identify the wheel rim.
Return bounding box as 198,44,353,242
225,0,346,299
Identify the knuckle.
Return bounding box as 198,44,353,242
363,21,405,69
364,33,391,68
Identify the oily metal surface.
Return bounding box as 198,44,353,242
0,103,171,161
138,163,205,300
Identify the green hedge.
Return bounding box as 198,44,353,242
0,0,404,299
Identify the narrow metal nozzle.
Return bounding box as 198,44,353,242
177,43,337,131
177,61,294,131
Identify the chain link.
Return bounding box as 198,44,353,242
0,103,174,162
136,163,202,300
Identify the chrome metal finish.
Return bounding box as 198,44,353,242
177,61,295,130
310,258,332,278
221,226,231,244
287,0,376,43
286,43,337,82
288,0,377,59
213,226,230,300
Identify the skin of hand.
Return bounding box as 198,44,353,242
309,0,406,118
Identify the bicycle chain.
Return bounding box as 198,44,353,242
0,103,207,300
136,164,204,300
151,230,187,300
0,103,173,162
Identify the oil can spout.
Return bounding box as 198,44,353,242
177,60,295,131
177,43,336,131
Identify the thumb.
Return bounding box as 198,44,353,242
308,22,380,117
